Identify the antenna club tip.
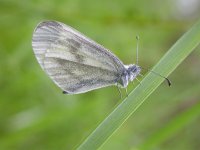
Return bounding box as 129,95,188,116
166,78,172,87
136,35,140,40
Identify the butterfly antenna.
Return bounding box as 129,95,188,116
136,35,139,65
141,67,171,86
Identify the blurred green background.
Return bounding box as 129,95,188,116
0,0,200,149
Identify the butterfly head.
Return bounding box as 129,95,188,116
117,64,141,88
126,64,141,82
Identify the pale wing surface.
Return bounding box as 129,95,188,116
32,21,125,94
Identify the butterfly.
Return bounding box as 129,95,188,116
32,21,170,95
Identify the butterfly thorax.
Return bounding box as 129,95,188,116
117,64,141,88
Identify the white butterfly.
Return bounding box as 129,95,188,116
32,21,142,94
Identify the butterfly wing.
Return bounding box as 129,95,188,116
32,21,125,94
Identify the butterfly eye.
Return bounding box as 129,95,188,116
130,66,137,73
132,68,137,72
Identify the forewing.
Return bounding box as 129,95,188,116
32,21,125,94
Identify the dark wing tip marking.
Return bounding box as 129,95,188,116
62,91,69,94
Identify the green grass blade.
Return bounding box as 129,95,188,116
139,97,200,150
77,19,200,150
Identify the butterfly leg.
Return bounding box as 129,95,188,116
125,88,128,97
136,78,142,85
139,73,144,77
117,84,122,99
